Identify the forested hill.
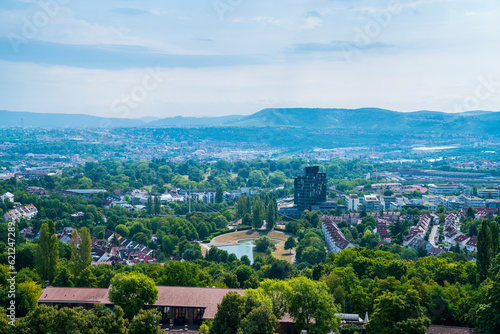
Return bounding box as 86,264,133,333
2,108,500,136
224,108,500,135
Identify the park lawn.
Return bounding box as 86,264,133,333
212,229,296,263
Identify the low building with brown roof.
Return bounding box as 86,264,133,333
38,285,302,333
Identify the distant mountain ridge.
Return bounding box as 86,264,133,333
1,108,499,135
222,108,500,135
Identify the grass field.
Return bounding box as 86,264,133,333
211,230,296,263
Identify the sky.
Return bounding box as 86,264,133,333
1,0,500,119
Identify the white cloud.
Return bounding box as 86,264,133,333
233,15,322,31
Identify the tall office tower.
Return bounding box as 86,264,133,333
294,166,327,211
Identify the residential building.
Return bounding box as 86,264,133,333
451,234,470,249
485,199,500,209
407,237,433,252
466,236,478,253
442,196,466,210
3,204,38,222
363,194,381,211
477,188,500,198
0,192,14,203
428,184,470,196
345,194,360,211
322,216,356,253
462,196,485,208
380,196,397,210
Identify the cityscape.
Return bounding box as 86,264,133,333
2,1,500,334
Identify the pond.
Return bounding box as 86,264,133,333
218,239,255,263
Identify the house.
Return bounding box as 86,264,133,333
407,237,433,252
377,219,392,242
465,236,477,253
0,192,14,203
71,211,85,219
26,187,49,196
428,247,444,256
452,235,470,249
3,204,38,222
322,216,356,253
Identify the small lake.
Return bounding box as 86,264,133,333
218,240,255,263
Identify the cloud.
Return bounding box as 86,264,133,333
112,8,150,16
233,14,322,31
358,0,455,14
0,37,265,69
287,40,394,54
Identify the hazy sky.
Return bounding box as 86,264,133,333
1,0,500,118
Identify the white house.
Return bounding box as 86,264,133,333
0,192,14,203
465,236,477,253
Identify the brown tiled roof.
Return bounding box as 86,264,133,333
38,286,245,319
426,325,478,334
156,286,245,319
39,286,111,304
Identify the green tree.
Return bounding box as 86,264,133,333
252,201,265,229
266,198,277,230
216,186,224,203
52,266,74,287
249,170,266,188
72,227,92,275
255,236,276,253
128,309,162,334
36,220,59,283
154,195,161,215
366,289,431,334
147,195,153,215
269,171,286,186
210,291,245,334
287,277,340,334
491,220,500,256
237,304,279,334
477,219,493,281
75,266,98,287
109,272,159,319
115,224,129,237
15,281,43,317
284,236,297,254
91,304,128,334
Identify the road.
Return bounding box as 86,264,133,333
429,225,439,247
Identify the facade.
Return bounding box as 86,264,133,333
485,199,500,209
463,196,485,208
294,166,327,212
345,194,360,211
363,194,380,211
322,216,356,253
466,236,478,252
3,204,38,222
477,189,500,198
428,184,470,196
0,192,14,203
381,196,397,210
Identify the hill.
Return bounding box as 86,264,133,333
148,115,244,127
0,110,146,128
224,108,500,135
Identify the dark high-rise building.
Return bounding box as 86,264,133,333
294,166,327,211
